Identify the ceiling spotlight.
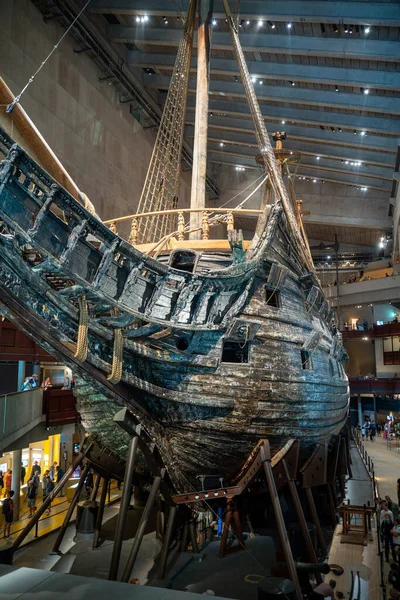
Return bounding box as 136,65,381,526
339,128,342,132
344,25,349,33
354,130,357,135
364,89,370,95
212,19,217,26
281,120,286,124
163,16,168,24
345,160,349,164
251,76,257,83
259,80,263,84
234,75,238,82
136,15,141,22
313,179,317,183
246,20,250,25
316,156,320,160
287,22,293,29
349,25,353,33
327,255,331,259
258,20,263,27
333,24,339,33
143,15,149,22
330,127,335,132
268,21,275,29
360,131,366,136
335,85,339,92
364,27,370,34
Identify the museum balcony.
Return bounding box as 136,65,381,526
348,378,400,395
324,272,400,308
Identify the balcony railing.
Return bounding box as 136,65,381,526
349,378,400,395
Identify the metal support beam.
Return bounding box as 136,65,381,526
109,26,400,63
121,474,162,582
53,464,90,553
91,474,102,501
145,74,400,116
109,429,140,580
283,459,320,579
130,51,400,92
261,442,302,600
158,505,177,579
93,476,109,549
304,487,328,557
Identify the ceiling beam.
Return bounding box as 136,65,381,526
205,137,392,180
207,150,391,191
183,98,400,137
108,26,400,62
144,74,400,117
129,51,400,91
186,115,397,152
92,0,400,26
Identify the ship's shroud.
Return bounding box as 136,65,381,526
0,127,349,493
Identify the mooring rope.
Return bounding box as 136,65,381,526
107,328,124,384
74,295,89,361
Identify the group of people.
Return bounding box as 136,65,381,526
360,420,377,441
21,375,52,391
0,460,65,538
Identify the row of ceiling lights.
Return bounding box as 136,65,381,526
248,76,371,95
232,167,369,191
136,15,371,36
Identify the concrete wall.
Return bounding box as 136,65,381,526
344,339,376,378
0,0,192,227
0,389,44,452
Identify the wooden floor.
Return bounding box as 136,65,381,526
359,434,399,499
327,442,382,600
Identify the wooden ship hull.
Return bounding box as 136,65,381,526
0,0,349,500
0,125,349,493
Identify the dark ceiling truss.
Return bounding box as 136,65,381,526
90,0,400,28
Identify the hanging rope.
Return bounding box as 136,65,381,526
74,295,89,361
6,0,92,113
107,328,124,384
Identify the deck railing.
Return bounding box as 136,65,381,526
103,207,263,246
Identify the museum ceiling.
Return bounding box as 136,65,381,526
32,0,400,250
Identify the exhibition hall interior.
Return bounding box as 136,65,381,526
0,0,399,598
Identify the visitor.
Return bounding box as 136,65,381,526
312,579,336,600
56,465,65,497
386,496,400,522
20,463,26,486
32,470,40,492
4,469,12,494
384,422,390,441
363,319,368,330
391,520,400,562
393,316,399,323
26,481,37,517
382,513,397,562
370,422,376,441
2,491,14,539
42,470,50,498
389,563,400,599
49,461,57,481
0,471,4,496
361,426,366,441
30,461,41,479
42,377,52,390
45,476,55,516
381,502,394,524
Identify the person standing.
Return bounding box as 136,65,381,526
4,469,12,495
370,422,376,441
0,471,4,497
56,465,65,497
382,513,397,562
49,462,57,481
26,481,37,517
20,463,26,486
32,470,40,492
45,477,55,516
29,461,41,479
389,563,400,599
2,491,14,539
42,470,50,499
386,496,400,522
